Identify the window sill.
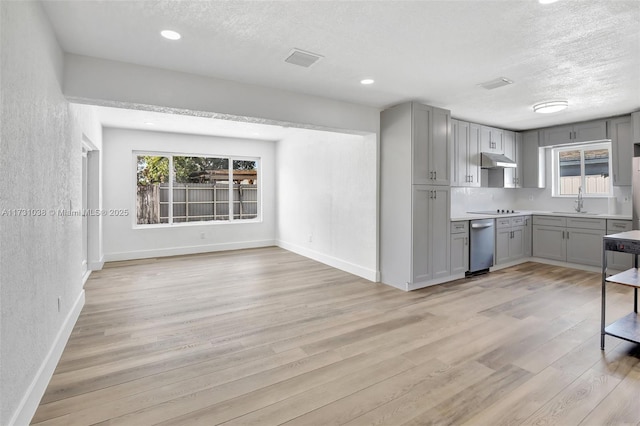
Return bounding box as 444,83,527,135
133,218,263,229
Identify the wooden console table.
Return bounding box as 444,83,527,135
601,231,640,350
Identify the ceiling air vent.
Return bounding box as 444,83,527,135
479,77,514,90
284,48,323,68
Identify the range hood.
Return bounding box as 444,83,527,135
481,152,517,168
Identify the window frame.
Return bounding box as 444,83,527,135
133,151,262,228
551,141,612,198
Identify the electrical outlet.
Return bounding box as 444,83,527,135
528,195,534,201
308,235,313,243
200,232,205,239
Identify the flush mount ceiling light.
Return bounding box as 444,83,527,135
160,30,181,40
360,79,375,85
533,100,569,114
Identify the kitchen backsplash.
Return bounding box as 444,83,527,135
451,186,632,217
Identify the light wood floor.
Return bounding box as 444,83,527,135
32,247,640,425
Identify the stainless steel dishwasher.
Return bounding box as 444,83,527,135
467,218,495,276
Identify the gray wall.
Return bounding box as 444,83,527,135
0,2,87,424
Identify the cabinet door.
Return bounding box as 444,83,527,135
510,226,525,260
566,228,604,267
450,232,469,275
574,120,606,143
632,111,640,144
412,186,431,283
491,128,504,154
532,225,566,261
412,103,431,185
480,125,493,152
610,116,632,186
522,131,545,188
468,123,481,187
607,251,634,272
524,216,532,257
542,125,573,146
430,107,450,186
503,131,516,188
514,133,523,188
430,186,451,279
450,119,465,187
495,228,512,265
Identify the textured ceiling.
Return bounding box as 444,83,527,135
43,0,640,131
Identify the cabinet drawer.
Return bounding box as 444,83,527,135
607,220,632,233
450,221,469,234
533,215,566,227
511,216,525,227
496,218,511,229
566,217,606,230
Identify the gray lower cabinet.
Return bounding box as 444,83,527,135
412,185,451,284
496,216,526,264
450,221,469,275
532,224,567,261
565,227,606,266
532,215,605,266
524,216,532,257
606,219,633,271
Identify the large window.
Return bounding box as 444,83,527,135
136,153,259,225
552,142,611,197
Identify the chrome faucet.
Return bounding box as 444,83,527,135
575,186,584,212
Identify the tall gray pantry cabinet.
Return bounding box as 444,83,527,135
380,102,451,291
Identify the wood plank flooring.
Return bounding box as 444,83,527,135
32,247,640,425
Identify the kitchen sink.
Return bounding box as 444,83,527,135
551,211,600,215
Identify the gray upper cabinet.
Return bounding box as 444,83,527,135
632,111,640,144
413,103,450,186
609,116,632,186
480,125,504,154
451,119,479,187
541,119,607,146
521,130,545,188
503,131,520,188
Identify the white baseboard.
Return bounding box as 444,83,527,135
89,256,104,271
277,240,377,282
103,240,276,262
9,289,85,426
527,257,602,273
407,272,467,291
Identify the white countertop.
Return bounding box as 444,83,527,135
451,210,632,221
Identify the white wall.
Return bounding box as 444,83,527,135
63,54,380,135
276,129,378,281
102,128,276,260
0,3,98,424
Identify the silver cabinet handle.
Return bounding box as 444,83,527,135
567,231,569,239
562,231,565,239
465,237,468,245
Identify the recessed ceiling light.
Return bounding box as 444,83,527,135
144,122,155,125
533,100,569,114
538,0,560,4
360,79,375,85
160,30,181,40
